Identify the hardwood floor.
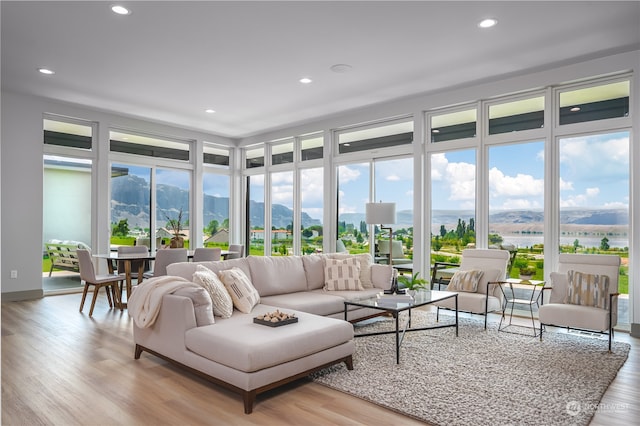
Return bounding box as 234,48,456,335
2,292,638,425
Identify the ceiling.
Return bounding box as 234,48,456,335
2,1,639,139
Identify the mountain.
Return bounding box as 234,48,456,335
111,176,320,229
111,176,628,230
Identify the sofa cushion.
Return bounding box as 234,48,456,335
218,267,261,313
173,286,215,326
192,264,234,318
302,255,326,290
184,304,353,372
166,258,252,282
246,255,307,296
565,270,610,309
323,257,364,291
260,292,347,316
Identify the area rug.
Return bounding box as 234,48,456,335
311,312,629,426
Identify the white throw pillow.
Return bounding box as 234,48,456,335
192,264,233,318
174,286,215,326
323,257,364,291
218,267,261,313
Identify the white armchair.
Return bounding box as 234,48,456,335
539,253,621,351
434,248,510,329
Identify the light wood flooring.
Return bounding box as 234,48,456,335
2,292,638,425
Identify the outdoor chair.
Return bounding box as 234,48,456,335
377,240,412,265
539,253,621,351
433,248,510,329
77,249,125,317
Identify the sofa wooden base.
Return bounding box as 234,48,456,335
134,343,353,414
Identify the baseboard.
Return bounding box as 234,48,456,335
631,323,640,338
1,289,44,301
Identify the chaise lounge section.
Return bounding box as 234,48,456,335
132,253,394,413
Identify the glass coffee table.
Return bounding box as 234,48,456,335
344,290,458,364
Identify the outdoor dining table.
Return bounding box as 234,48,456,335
93,249,235,305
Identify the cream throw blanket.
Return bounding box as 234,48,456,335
128,276,195,328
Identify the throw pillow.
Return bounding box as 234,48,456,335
565,270,610,310
447,269,484,293
192,264,233,318
323,257,364,291
327,253,374,288
174,286,215,326
218,267,261,313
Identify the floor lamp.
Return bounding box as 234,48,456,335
366,201,397,264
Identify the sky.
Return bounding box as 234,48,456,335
113,130,630,222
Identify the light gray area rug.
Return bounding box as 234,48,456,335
311,312,629,426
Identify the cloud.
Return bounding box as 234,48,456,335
559,177,574,191
338,165,361,183
489,167,543,197
386,174,401,181
560,186,600,207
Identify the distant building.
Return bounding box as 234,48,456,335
205,229,229,244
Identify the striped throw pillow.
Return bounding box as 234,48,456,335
323,258,364,291
447,269,484,293
565,270,610,310
218,267,260,313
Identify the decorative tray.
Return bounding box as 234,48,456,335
253,310,298,327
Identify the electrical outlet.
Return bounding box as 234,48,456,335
10,270,18,279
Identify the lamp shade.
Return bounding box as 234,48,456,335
365,202,396,225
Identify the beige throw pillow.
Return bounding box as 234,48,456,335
565,270,610,310
447,269,484,293
323,257,364,291
218,267,261,313
192,264,234,318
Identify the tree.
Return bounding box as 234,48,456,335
573,239,580,252
112,219,129,237
205,220,219,236
359,220,367,234
302,228,313,238
440,224,447,238
600,236,610,251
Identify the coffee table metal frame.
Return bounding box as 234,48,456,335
344,290,458,364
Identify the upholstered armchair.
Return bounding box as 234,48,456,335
539,253,621,351
433,248,510,329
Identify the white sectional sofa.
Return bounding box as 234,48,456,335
132,253,394,413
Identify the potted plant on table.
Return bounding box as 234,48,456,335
519,267,536,281
397,272,429,297
164,208,185,248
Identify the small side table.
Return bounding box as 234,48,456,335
498,278,545,336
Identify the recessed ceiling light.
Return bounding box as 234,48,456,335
330,64,353,73
432,129,440,133
299,77,312,84
111,5,131,15
38,68,55,75
205,109,216,114
478,18,498,28
570,107,581,112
